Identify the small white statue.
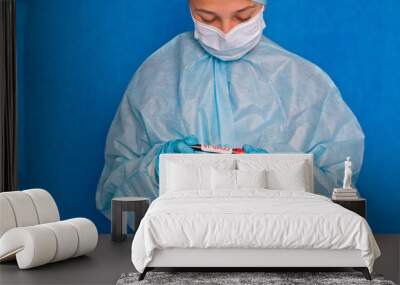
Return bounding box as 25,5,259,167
343,157,352,190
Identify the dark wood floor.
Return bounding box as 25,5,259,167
0,235,133,285
0,235,399,285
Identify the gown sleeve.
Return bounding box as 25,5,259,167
307,84,365,195
95,82,161,217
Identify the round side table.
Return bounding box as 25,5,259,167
111,197,150,242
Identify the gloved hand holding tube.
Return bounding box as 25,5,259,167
189,144,267,154
243,144,268,154
155,138,267,180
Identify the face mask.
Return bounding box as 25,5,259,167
192,7,266,61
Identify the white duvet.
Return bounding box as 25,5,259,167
131,190,380,273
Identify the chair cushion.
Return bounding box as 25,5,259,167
24,189,60,224
0,218,98,269
0,191,40,228
0,189,60,238
0,196,17,237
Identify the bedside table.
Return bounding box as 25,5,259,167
332,198,366,218
111,197,150,242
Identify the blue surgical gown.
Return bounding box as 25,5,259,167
96,32,364,216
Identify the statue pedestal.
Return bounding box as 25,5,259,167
333,188,357,192
332,188,359,200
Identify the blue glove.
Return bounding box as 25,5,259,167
243,144,268,154
155,135,199,180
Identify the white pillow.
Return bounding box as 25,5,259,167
266,165,306,191
212,169,236,190
238,160,308,191
212,169,268,190
167,162,211,191
237,169,268,189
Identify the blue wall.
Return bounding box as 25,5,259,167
16,0,400,233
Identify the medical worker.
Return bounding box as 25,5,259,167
96,0,364,218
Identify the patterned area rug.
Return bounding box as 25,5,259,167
116,272,396,285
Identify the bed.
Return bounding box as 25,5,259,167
131,154,380,280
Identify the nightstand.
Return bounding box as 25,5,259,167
332,198,366,218
111,197,150,242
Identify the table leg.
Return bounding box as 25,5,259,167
112,201,126,242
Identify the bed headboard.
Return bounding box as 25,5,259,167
159,153,314,195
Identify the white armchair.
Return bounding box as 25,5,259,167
0,189,98,269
